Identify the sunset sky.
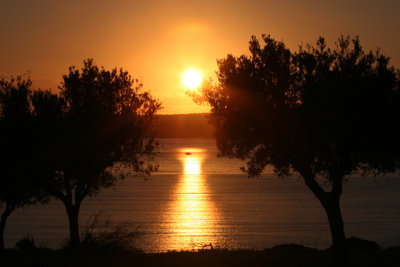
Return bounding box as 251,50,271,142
1,0,399,114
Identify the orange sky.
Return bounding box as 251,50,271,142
1,0,399,114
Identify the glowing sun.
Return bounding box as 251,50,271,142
182,69,202,90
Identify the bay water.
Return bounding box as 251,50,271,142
5,139,400,251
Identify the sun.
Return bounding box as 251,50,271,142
182,69,203,90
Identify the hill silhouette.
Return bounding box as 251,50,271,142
151,113,214,138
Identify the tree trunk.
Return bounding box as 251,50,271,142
300,172,346,263
65,203,80,247
0,202,15,251
322,194,346,262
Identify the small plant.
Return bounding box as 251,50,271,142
79,211,141,251
15,235,35,250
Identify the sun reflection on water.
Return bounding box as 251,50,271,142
184,158,201,175
161,148,224,251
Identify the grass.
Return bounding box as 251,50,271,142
1,240,399,267
2,216,398,266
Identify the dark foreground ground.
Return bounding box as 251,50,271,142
1,238,399,267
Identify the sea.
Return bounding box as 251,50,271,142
5,139,400,251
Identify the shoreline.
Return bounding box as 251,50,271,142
1,238,399,266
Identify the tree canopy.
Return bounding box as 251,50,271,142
33,59,161,246
196,34,400,259
0,76,44,250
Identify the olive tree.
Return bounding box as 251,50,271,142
195,35,400,258
0,77,43,250
34,59,161,246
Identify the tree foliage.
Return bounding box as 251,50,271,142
33,59,161,246
0,76,43,250
196,34,400,258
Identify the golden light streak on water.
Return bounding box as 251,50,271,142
161,148,224,251
184,158,201,175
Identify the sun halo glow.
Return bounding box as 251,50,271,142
182,69,202,90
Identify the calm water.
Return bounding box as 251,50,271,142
5,139,400,251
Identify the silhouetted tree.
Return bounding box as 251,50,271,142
0,76,43,250
195,35,400,259
33,59,161,246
